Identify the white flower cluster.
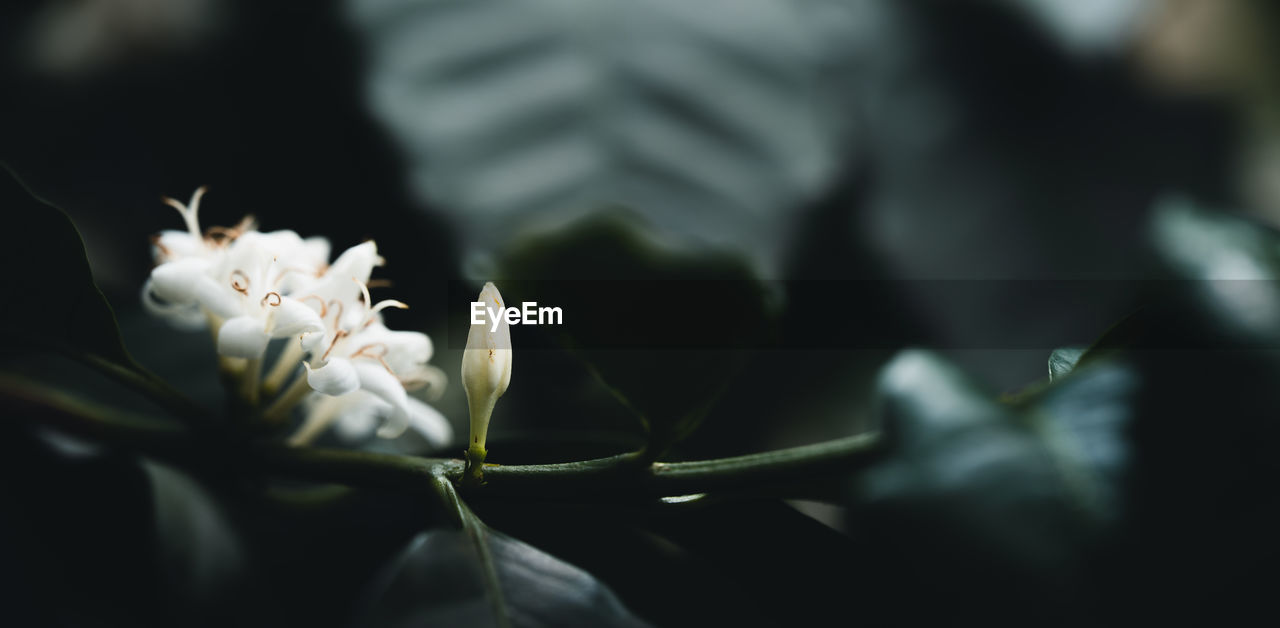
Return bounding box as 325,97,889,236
141,187,451,447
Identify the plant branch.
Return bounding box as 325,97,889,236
79,353,211,425
0,373,194,459
3,375,884,503
256,431,883,500
431,475,512,628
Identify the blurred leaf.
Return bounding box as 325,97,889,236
1148,195,1280,345
495,214,772,457
1150,195,1280,280
0,419,162,625
477,500,754,627
1047,346,1084,381
0,166,203,419
638,499,866,625
357,480,649,627
0,166,137,368
1025,358,1140,527
144,461,250,617
350,0,838,274
1081,197,1280,367
849,349,1129,624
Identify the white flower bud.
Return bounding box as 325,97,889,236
462,282,512,459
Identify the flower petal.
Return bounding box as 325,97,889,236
402,396,453,447
152,230,207,261
359,323,434,373
271,297,325,338
141,279,207,330
331,391,389,441
330,241,379,283
352,360,411,438
306,357,360,396
301,236,331,268
196,277,244,319
311,241,379,304
150,259,211,304
300,330,328,357
216,315,270,358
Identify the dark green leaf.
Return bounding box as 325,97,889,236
1047,347,1084,381
495,214,772,458
849,350,1121,624
477,500,755,627
0,417,162,625
144,462,250,615
0,166,203,420
357,482,649,627
1147,195,1280,346
0,166,135,368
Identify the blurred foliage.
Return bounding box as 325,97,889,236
350,0,841,276
495,212,773,458
5,3,1280,624
0,166,138,370
357,527,647,627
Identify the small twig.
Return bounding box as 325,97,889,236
0,374,194,459
431,475,512,628
79,353,210,425
2,374,884,504
263,374,313,427
256,432,883,501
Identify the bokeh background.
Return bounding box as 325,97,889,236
4,1,1280,626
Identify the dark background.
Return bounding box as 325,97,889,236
3,1,1275,626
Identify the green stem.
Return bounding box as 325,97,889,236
431,475,511,628
263,374,313,428
0,374,193,459
463,444,487,489
79,354,209,424
240,358,262,407
2,375,884,503
257,431,883,500
262,339,304,397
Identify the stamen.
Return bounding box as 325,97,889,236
376,355,396,376
297,295,327,318
149,234,172,259
204,226,238,240
364,299,409,328
321,329,348,361
366,279,393,289
272,267,312,288
231,269,251,295
188,185,207,220
261,291,282,307
399,375,433,391
347,340,400,378
161,196,187,214
370,300,409,315
235,215,257,234
161,186,207,238
354,277,371,309
350,343,390,359
327,299,345,328
403,366,446,399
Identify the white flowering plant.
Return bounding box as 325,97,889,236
8,161,1280,627
0,169,891,625
141,186,451,448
